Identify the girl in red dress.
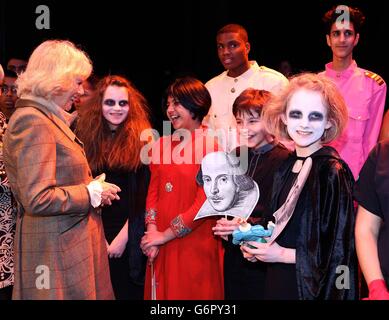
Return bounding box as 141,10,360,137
140,77,224,300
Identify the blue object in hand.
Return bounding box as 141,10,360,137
232,222,274,245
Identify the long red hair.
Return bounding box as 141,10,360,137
76,75,151,172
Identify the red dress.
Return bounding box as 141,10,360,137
144,128,224,300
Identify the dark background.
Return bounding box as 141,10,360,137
1,0,387,127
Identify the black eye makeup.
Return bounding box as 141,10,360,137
104,99,115,106
288,110,324,121
118,100,129,107
288,110,302,119
308,112,324,121
103,99,129,107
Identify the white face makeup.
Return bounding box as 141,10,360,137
102,85,129,130
283,88,332,156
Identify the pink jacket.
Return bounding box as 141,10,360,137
321,61,387,179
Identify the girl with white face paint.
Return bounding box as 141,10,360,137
76,75,151,299
283,88,332,157
240,73,358,300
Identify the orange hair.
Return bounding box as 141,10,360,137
76,75,151,172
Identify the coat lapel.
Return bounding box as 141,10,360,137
15,98,83,148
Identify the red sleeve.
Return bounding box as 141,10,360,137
170,184,208,237
145,138,163,225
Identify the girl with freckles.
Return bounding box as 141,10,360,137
241,73,358,300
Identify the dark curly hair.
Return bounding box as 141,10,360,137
323,5,366,34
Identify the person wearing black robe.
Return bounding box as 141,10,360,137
265,147,358,299
241,73,358,300
75,75,151,299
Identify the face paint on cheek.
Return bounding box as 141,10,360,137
287,119,326,148
285,89,330,149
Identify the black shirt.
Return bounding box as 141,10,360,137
224,142,291,300
264,168,299,300
354,140,389,287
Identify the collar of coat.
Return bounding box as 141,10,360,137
15,95,83,146
290,146,346,168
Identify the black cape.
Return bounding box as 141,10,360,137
271,146,358,300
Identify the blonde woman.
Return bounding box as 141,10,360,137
3,40,120,300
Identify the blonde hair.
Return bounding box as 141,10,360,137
16,40,92,99
262,73,348,144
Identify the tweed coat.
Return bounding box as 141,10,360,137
3,97,114,300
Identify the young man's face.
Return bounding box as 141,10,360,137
216,32,250,77
326,22,359,60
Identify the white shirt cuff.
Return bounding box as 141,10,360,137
86,180,103,208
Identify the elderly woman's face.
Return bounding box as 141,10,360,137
202,173,238,212
52,76,84,111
